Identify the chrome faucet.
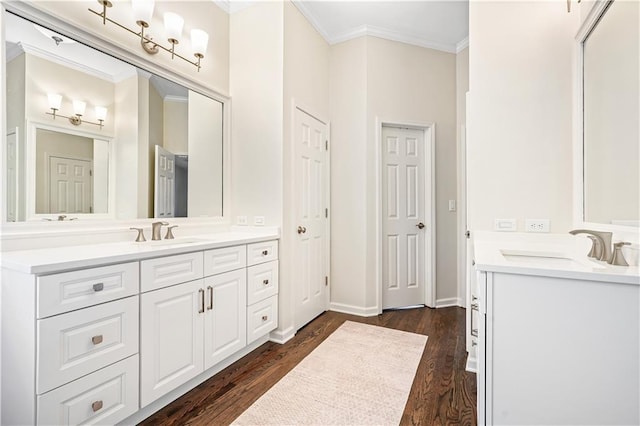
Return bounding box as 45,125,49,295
569,229,612,262
151,221,169,240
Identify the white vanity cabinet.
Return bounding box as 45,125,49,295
1,262,140,426
2,235,280,425
476,270,640,426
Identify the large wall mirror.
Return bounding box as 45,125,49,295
581,0,639,227
4,10,224,222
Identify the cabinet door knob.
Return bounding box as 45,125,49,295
262,250,269,256
92,400,103,412
262,315,268,321
93,283,104,292
263,279,269,285
91,335,103,345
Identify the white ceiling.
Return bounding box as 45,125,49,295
219,0,469,53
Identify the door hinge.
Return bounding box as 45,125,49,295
325,208,328,218
89,169,93,177
325,140,328,151
465,230,471,239
325,276,328,286
90,206,93,213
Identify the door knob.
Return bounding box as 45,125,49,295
416,222,425,229
297,226,307,234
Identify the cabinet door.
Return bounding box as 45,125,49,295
140,279,204,407
203,270,247,369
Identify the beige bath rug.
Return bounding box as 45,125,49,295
232,320,428,425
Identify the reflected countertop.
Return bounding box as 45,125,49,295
474,231,640,286
1,228,280,275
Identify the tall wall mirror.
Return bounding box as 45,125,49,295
581,0,639,227
4,10,224,222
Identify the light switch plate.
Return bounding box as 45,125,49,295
448,200,456,212
254,216,265,226
494,218,517,232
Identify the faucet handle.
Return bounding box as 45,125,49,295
130,227,146,242
165,225,178,240
609,242,631,266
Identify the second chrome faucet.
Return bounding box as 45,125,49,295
569,229,630,266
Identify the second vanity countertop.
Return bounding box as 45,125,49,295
0,228,280,275
474,231,640,286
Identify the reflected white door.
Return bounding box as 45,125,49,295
382,126,426,309
154,145,175,218
48,156,92,214
294,108,329,330
6,130,17,221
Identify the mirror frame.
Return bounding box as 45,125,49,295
1,2,231,235
573,0,640,239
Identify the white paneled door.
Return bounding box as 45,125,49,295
154,145,175,218
294,107,329,330
382,126,428,309
48,156,92,214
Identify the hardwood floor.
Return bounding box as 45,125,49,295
139,307,477,426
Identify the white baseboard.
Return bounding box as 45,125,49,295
435,297,464,308
269,326,295,344
329,302,379,317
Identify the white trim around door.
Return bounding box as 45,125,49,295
375,118,436,313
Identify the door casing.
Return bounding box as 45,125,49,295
375,118,436,312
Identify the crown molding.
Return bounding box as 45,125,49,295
17,41,137,83
212,0,230,14
291,0,333,43
456,37,469,53
164,95,188,103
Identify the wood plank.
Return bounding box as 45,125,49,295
138,307,477,426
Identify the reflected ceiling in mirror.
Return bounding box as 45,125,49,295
4,11,223,222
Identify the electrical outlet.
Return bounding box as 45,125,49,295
237,216,247,225
254,216,265,226
494,218,517,232
525,219,550,233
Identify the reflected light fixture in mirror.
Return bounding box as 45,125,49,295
46,94,107,129
89,0,209,72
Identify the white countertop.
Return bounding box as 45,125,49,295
0,229,279,275
474,231,640,286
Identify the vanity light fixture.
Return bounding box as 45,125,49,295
46,94,107,129
88,0,209,72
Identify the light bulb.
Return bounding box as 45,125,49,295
47,93,62,110
132,0,155,27
164,12,184,43
95,106,108,121
73,100,86,116
191,29,209,57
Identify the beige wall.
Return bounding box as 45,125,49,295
329,37,369,312
229,1,284,227
468,1,579,233
163,100,188,155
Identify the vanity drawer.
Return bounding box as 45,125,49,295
247,295,278,344
37,262,139,318
247,240,278,266
37,297,139,394
247,261,279,305
204,245,247,276
37,355,139,426
141,252,204,292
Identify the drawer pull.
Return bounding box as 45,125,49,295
207,286,213,310
262,250,268,256
263,279,269,285
471,328,478,337
198,289,205,314
261,315,268,321
91,335,104,345
92,400,103,412
92,283,104,292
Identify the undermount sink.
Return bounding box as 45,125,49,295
500,249,605,269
